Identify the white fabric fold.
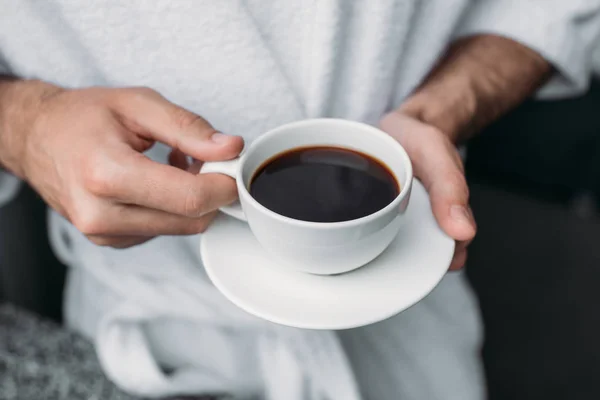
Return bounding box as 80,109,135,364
54,210,485,400
55,212,365,399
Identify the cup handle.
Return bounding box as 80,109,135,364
199,158,247,221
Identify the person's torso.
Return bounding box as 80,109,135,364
2,0,471,272
3,5,485,397
1,0,471,141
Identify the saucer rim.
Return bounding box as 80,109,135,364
200,180,454,330
202,234,453,330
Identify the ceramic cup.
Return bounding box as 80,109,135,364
200,118,413,275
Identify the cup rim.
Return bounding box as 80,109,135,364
237,118,413,229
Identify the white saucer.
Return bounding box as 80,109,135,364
200,180,454,330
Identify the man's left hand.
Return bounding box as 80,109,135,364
380,111,476,271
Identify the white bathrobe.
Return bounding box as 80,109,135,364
1,1,600,398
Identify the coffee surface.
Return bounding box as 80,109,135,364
249,146,399,222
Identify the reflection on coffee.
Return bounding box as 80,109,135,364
249,146,399,223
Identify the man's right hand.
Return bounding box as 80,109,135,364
0,81,243,248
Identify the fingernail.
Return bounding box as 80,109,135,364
211,132,231,144
450,205,472,225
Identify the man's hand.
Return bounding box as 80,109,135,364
380,112,475,271
0,80,243,248
380,35,552,270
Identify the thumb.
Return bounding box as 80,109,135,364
380,112,476,242
111,87,244,161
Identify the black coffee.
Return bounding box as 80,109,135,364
249,146,399,223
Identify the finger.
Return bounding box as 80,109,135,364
187,159,204,174
380,112,476,242
83,205,219,237
110,207,219,236
448,248,468,271
454,237,473,254
85,209,218,247
87,235,154,248
111,87,244,161
449,238,471,271
87,149,238,217
168,148,190,170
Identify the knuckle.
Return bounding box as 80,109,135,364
183,185,210,217
170,107,207,134
72,207,108,236
83,166,112,196
82,157,120,197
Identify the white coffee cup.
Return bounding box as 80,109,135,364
200,118,413,275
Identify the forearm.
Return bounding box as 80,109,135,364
399,35,552,142
0,77,60,178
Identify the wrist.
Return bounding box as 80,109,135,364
398,76,477,143
398,35,552,143
0,78,63,178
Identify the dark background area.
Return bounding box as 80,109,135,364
1,80,600,400
466,79,600,400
